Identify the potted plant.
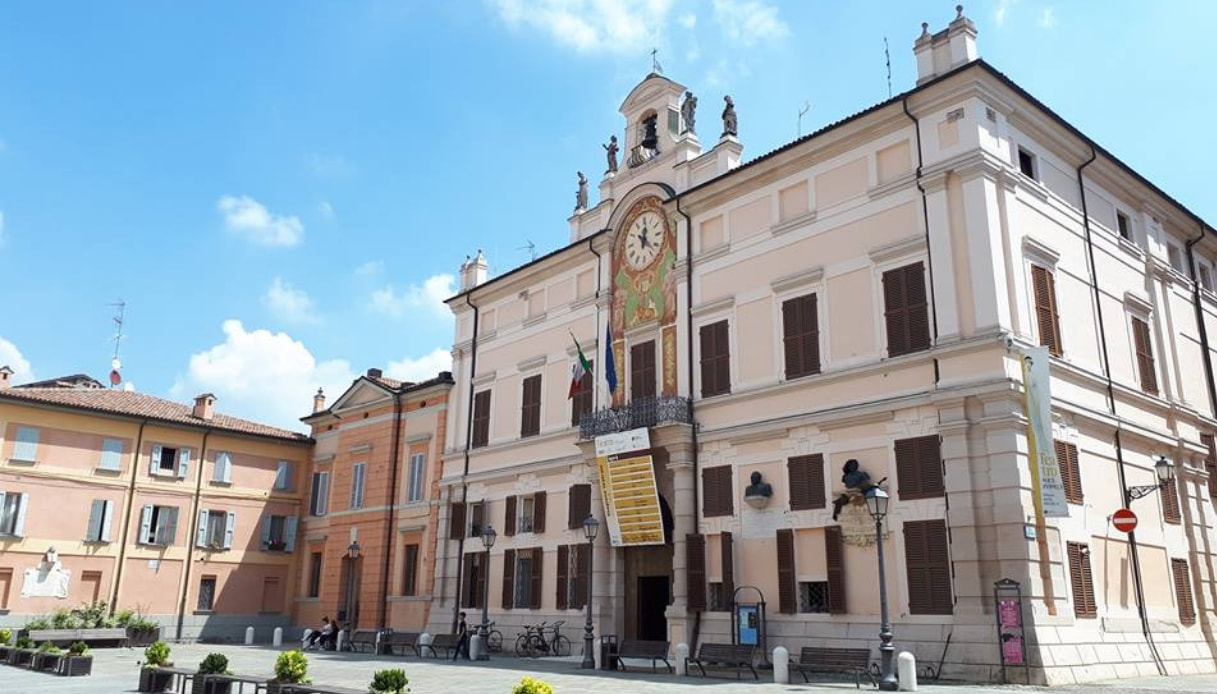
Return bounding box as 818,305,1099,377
35,641,63,673
11,636,36,667
63,641,93,677
266,649,309,694
192,652,233,694
138,641,174,692
0,628,12,660
126,614,161,646
370,668,410,694
511,676,554,694
266,539,287,552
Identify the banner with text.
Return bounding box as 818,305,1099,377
596,451,665,546
1021,347,1069,518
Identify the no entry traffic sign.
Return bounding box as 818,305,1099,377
1112,508,1138,533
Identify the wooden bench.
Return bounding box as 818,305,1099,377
789,647,876,688
27,628,128,648
347,629,381,653
425,633,461,659
686,643,757,680
279,684,365,694
617,640,672,673
382,631,424,657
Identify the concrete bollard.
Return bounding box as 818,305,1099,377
593,639,601,669
244,627,254,646
898,651,918,691
470,633,484,661
419,633,432,657
773,646,789,684
273,627,283,647
336,630,346,652
674,642,689,676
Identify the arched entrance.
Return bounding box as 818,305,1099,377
624,494,674,641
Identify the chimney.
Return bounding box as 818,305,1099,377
367,368,383,379
313,387,326,413
192,393,216,421
459,249,489,292
914,5,978,85
0,366,13,390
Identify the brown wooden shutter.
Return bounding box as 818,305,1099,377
905,519,952,615
521,374,542,437
702,466,733,517
700,320,731,397
1067,542,1096,618
1054,440,1084,504
556,545,569,610
686,534,706,611
530,547,544,609
462,553,477,608
884,263,929,357
1162,477,1182,524
501,548,516,609
571,366,594,427
449,501,466,539
1131,317,1158,395
895,436,944,500
720,531,735,607
533,491,547,533
776,528,797,614
1203,434,1217,501
1031,265,1063,356
905,263,931,352
574,543,590,610
504,495,517,536
630,341,657,400
475,554,487,610
569,484,591,529
787,454,825,510
825,525,847,614
1172,558,1196,626
782,294,820,379
472,390,491,448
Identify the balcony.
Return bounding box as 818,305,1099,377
578,396,692,440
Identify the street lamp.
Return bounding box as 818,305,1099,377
479,524,496,660
345,541,361,630
1126,455,1176,503
581,515,600,669
864,487,898,691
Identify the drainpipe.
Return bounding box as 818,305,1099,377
379,388,406,630
1076,147,1165,674
175,426,213,641
452,293,479,631
110,418,150,613
675,195,702,649
1185,227,1217,419
901,96,941,382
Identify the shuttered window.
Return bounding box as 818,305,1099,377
504,495,517,536
702,465,733,517
530,547,544,609
895,435,944,500
782,294,821,379
1162,477,1182,525
630,341,656,400
687,534,706,611
1172,558,1196,626
521,375,542,438
449,501,466,540
1054,440,1084,505
469,501,485,537
573,544,590,610
720,532,735,607
556,545,569,610
1131,317,1158,395
1203,434,1217,502
1067,541,1097,618
825,525,846,614
402,543,419,596
904,519,952,615
501,549,516,609
883,262,931,357
462,553,484,609
776,528,797,614
570,365,594,427
1031,265,1063,356
568,484,591,529
787,454,825,510
699,320,731,397
533,491,547,533
472,390,491,448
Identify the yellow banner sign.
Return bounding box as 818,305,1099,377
596,454,665,546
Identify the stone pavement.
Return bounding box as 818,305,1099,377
3,642,1217,694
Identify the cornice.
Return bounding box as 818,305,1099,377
868,235,927,265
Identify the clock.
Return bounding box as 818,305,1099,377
624,210,665,269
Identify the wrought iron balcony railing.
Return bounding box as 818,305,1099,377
578,396,692,440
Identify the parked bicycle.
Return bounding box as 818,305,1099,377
483,621,503,653
514,620,571,657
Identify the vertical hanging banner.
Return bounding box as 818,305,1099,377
595,428,665,546
1021,347,1069,518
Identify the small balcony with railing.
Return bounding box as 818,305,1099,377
578,395,692,440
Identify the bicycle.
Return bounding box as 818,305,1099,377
483,621,503,653
543,620,571,657
515,621,546,657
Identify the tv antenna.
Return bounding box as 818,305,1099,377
108,300,126,387
884,37,893,98
518,239,538,262
797,101,812,138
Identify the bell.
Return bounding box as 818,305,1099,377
641,116,659,151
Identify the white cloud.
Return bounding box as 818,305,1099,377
493,0,674,56
355,260,385,277
263,277,319,324
369,273,455,320
0,336,34,384
217,195,304,247
711,0,787,46
1038,8,1057,29
387,347,453,383
317,201,335,221
174,320,357,431
994,0,1017,27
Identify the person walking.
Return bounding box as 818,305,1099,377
452,611,471,661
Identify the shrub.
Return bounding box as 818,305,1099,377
25,616,52,631
144,641,171,668
114,608,135,627
198,652,231,675
370,668,410,694
511,676,554,694
273,649,309,684
128,616,159,634
68,641,90,656
38,641,62,654
0,628,12,645
16,636,33,649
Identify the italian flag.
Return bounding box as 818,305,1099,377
568,334,593,399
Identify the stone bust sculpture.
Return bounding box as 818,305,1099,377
745,470,772,498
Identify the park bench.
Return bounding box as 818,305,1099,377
686,642,757,680
382,631,424,657
789,647,876,688
347,629,381,653
27,628,128,648
617,640,672,673
425,633,461,659
279,684,366,694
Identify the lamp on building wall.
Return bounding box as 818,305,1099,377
1126,455,1176,503
347,540,361,560
479,524,496,660
864,486,898,691
581,515,600,669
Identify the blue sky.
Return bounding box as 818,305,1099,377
1,1,1214,430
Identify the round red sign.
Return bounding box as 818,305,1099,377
1112,508,1138,533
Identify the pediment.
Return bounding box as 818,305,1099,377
330,378,394,413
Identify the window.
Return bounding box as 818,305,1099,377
472,390,491,448
556,543,589,610
213,452,233,484
708,582,727,611
687,534,707,611
519,497,536,533
85,499,115,542
514,551,540,609
99,439,124,472
904,519,953,615
449,501,466,539
0,492,30,537
1172,558,1196,626
520,374,542,437
1054,440,1083,505
1131,316,1158,395
1017,147,1037,179
407,453,426,503
198,576,216,612
882,263,931,357
1031,265,1063,356
464,552,486,609
1162,476,1182,524
782,294,821,379
350,462,367,510
1116,211,1132,241
702,465,733,517
308,552,323,598
11,426,39,462
567,484,592,529
309,471,330,516
468,501,485,538
1199,264,1215,292
700,320,731,396
505,492,546,535
1168,243,1186,274
261,514,297,552
0,568,10,609
1203,434,1217,503
895,435,944,500
825,525,846,614
149,445,191,479
570,364,594,427
274,461,292,491
1067,541,1096,618
630,340,657,400
197,510,235,549
402,543,420,596
798,582,830,614
140,504,179,546
776,528,796,614
787,454,825,511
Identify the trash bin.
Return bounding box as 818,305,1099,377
599,635,619,671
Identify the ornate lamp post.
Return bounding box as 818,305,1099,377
581,515,600,669
1125,456,1175,504
864,487,898,691
479,524,496,660
345,541,361,629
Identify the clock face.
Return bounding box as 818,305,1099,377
624,210,665,269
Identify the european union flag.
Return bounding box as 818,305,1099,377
605,323,618,394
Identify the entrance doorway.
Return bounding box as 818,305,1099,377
636,576,670,641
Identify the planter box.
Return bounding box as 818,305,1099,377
34,653,63,672
0,645,10,661
63,655,93,677
191,676,233,694
128,627,161,647
139,667,175,692
12,649,35,668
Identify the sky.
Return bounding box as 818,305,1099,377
1,1,1214,431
